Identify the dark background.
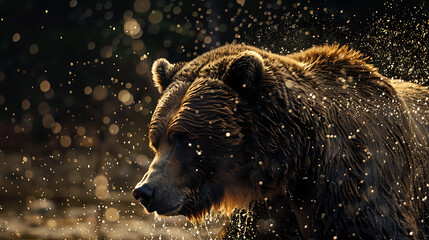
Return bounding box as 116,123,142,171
0,0,427,239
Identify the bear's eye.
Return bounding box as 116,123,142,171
172,132,189,148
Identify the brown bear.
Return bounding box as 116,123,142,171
133,44,429,239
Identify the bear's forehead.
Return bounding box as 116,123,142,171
173,44,267,82
149,77,238,140
150,81,191,134
149,80,209,137
149,44,259,138
173,56,230,82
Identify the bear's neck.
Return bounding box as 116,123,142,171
239,80,313,198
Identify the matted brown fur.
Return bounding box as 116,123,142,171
136,44,429,239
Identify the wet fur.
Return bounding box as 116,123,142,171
149,44,428,239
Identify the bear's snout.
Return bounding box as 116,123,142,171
133,184,156,211
133,180,184,215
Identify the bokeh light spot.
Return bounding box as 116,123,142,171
60,135,72,148
77,126,86,136
92,85,108,101
124,18,142,39
203,36,212,44
136,61,149,75
134,0,150,13
38,101,50,115
29,44,39,55
40,80,51,92
148,10,163,24
12,33,20,42
84,86,93,95
51,122,61,134
105,207,119,222
109,124,119,135
87,42,95,50
69,0,78,8
132,40,145,52
21,99,30,110
237,0,246,6
42,114,55,128
103,116,110,124
118,89,134,105
100,45,113,58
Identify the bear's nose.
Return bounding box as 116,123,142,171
133,184,157,212
133,184,155,201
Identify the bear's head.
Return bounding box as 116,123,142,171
133,46,289,220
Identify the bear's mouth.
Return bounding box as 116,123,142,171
156,203,182,216
137,196,183,216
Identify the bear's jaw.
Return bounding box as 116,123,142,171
154,203,182,216
177,185,256,222
220,187,256,214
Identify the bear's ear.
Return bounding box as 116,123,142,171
223,51,264,96
152,59,184,94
